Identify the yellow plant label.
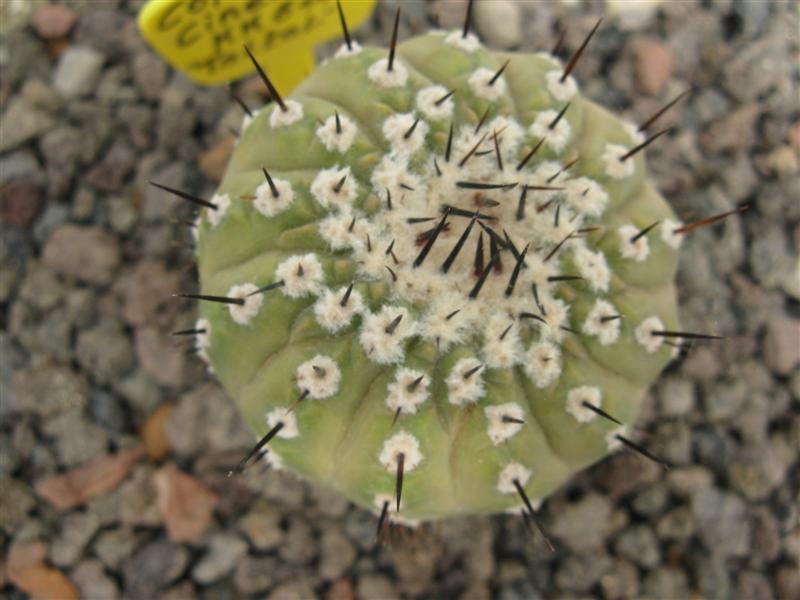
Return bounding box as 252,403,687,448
138,0,376,89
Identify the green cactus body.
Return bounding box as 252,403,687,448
193,29,683,524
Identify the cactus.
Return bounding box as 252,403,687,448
178,6,698,529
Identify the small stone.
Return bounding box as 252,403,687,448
32,4,77,39
776,566,800,600
135,327,186,388
233,556,277,595
6,540,49,585
642,567,690,600
116,370,164,413
85,141,136,192
153,463,219,543
42,225,120,285
192,533,248,584
199,136,236,183
474,0,522,49
318,525,357,581
692,488,750,558
121,538,190,599
132,51,168,101
71,559,119,600
694,554,731,600
749,506,781,567
763,316,800,375
656,506,694,542
328,578,356,600
0,477,36,533
614,524,661,568
76,321,134,384
36,446,144,511
43,408,108,467
50,512,100,566
554,552,612,593
0,180,43,228
704,378,747,421
631,483,668,517
550,492,613,552
728,439,793,501
12,360,88,416
93,527,139,569
357,574,400,600
699,103,759,154
268,579,320,600
0,98,56,152
599,559,639,600
238,499,283,551
657,375,695,417
53,46,104,99
117,464,161,527
279,515,316,565
634,38,674,95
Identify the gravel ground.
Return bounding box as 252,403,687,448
1,1,799,599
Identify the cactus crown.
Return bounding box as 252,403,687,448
186,7,686,527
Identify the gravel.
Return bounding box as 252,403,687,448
1,1,797,598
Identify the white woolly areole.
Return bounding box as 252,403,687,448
263,449,284,470
636,316,666,353
538,295,571,343
483,316,522,369
253,178,294,217
605,425,628,452
661,218,684,249
383,113,429,156
367,58,408,87
418,293,471,352
240,108,260,134
622,120,646,145
194,318,211,351
468,67,507,101
618,224,651,261
191,213,202,244
275,253,325,298
318,210,370,250
582,299,621,345
445,357,485,406
385,368,431,416
333,40,362,58
310,166,358,210
529,110,572,154
602,143,635,179
484,403,525,445
206,193,231,228
266,408,299,439
269,100,303,128
566,386,603,423
369,154,423,197
524,341,562,388
416,85,454,120
379,431,423,471
487,116,525,156
444,30,481,52
497,462,532,494
545,70,578,102
316,113,358,153
359,305,416,364
565,177,609,218
226,283,263,325
572,246,611,292
313,286,364,332
296,354,341,399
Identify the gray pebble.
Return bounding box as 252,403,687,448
42,408,108,467
133,51,168,101
192,533,248,584
278,515,316,565
763,315,800,375
0,477,36,533
474,0,521,49
233,556,277,595
51,511,100,566
115,370,164,413
318,524,357,581
53,46,105,99
656,375,695,417
693,554,732,600
550,493,613,552
642,567,691,600
614,524,661,568
12,359,87,416
71,559,120,600
691,487,750,557
0,97,55,152
122,538,191,599
656,506,695,542
76,321,134,384
554,552,612,593
42,224,121,286
93,527,139,570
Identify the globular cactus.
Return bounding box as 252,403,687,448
169,4,705,531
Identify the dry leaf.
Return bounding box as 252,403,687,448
36,446,144,511
142,404,174,460
13,564,79,600
153,463,219,542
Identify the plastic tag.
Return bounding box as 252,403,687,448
138,0,376,89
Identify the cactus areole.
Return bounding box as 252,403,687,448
192,22,685,526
